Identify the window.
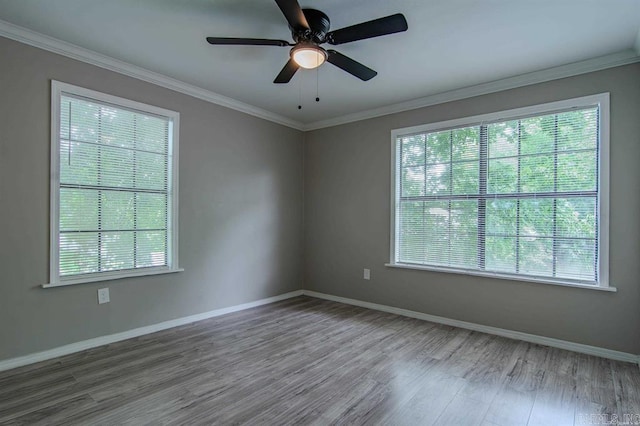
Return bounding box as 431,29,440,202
48,81,180,287
390,94,610,289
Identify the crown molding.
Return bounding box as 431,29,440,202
302,49,640,131
0,19,305,131
2,19,638,133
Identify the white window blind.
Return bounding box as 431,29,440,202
49,81,180,287
391,94,609,287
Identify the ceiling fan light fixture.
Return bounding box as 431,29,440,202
291,45,326,69
207,1,409,83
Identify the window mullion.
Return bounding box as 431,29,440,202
165,123,169,265
594,107,600,281
448,200,452,266
422,200,426,264
478,125,488,270
133,114,138,269
66,102,72,166
515,120,522,274
97,106,103,273
552,114,559,277
448,131,453,266
422,135,426,263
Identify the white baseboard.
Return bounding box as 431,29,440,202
302,290,640,366
2,288,637,372
0,290,303,372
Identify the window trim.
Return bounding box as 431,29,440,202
46,80,181,288
388,93,611,290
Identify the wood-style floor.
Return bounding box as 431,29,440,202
0,296,638,425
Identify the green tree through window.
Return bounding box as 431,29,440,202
50,81,179,286
395,105,601,284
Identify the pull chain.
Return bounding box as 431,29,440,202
316,67,320,102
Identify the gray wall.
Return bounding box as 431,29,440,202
2,33,639,361
0,37,304,360
304,63,640,354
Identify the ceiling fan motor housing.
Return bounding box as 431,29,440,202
292,9,330,43
206,0,408,83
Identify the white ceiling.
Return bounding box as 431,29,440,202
1,0,639,127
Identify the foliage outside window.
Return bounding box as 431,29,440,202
49,81,180,287
391,94,609,288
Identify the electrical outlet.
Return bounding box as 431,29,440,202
97,288,110,304
363,268,370,280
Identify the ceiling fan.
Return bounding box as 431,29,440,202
206,0,408,83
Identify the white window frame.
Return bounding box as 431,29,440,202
387,93,612,292
46,80,181,288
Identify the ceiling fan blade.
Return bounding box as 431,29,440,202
206,37,291,47
274,59,299,83
326,50,377,81
274,0,309,30
326,13,408,45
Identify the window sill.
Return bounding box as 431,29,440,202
43,267,184,288
384,263,616,292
